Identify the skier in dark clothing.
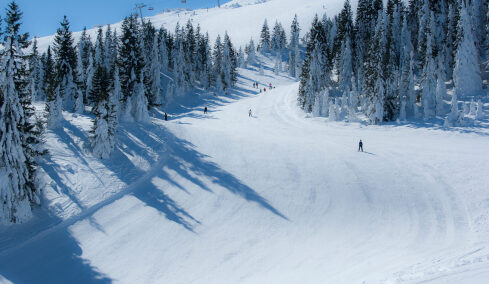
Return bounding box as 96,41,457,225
358,140,363,152
204,107,208,114
164,113,168,121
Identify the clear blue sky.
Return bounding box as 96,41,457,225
3,0,231,38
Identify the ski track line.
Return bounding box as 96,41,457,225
0,134,172,257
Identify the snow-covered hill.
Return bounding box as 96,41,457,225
2,0,489,283
36,0,349,52
1,52,489,282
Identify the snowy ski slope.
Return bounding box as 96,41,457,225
2,0,489,283
1,55,489,283
36,0,348,52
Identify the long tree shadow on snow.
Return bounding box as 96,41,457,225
159,127,288,221
0,205,112,284
101,121,288,232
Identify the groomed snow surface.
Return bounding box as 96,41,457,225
3,0,489,282
1,55,489,283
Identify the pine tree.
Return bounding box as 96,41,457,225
159,29,169,73
298,15,329,112
149,33,161,106
76,27,92,104
454,1,483,99
246,38,257,66
1,49,33,223
213,35,224,92
334,0,354,59
197,33,212,90
400,17,415,117
132,73,150,123
3,1,43,212
259,19,271,53
1,1,43,223
238,47,246,68
118,15,144,103
89,64,114,159
435,55,447,116
339,36,353,94
288,15,301,78
28,37,43,101
53,16,78,111
475,98,483,119
222,32,237,89
422,15,436,120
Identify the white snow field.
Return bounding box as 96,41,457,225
1,58,489,283
2,0,489,283
36,0,348,52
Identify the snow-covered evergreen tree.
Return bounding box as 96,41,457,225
119,15,144,103
246,38,257,66
89,63,115,159
28,37,43,101
454,1,483,99
3,2,43,211
435,55,447,117
53,16,78,111
0,9,39,222
149,33,161,106
288,15,301,78
475,98,484,120
422,17,436,120
259,19,271,53
339,37,353,94
132,73,150,123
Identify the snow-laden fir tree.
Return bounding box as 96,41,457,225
339,36,353,94
28,37,43,101
159,29,169,73
3,1,44,203
435,55,447,116
475,99,483,120
53,16,78,111
213,35,224,93
174,41,187,95
447,91,460,125
454,1,483,99
238,47,246,68
132,73,151,123
197,33,212,90
245,38,257,66
119,15,144,104
469,98,477,116
298,15,329,112
149,33,161,106
0,49,33,223
288,15,301,78
76,27,92,104
89,64,115,159
259,19,271,53
422,15,436,120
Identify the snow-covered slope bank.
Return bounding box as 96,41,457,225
1,60,489,283
36,0,348,52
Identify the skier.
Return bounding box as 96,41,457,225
264,88,266,92
204,107,208,114
269,82,272,89
249,109,252,117
164,113,168,121
358,140,363,152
